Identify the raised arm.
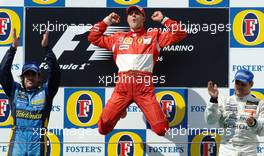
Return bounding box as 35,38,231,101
204,81,223,125
42,31,61,99
87,12,120,51
152,11,187,48
0,29,20,97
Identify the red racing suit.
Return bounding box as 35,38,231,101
88,17,187,136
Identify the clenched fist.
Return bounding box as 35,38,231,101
151,11,164,22
104,12,120,25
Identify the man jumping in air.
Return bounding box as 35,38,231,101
88,5,187,136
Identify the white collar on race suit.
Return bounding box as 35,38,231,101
234,93,252,102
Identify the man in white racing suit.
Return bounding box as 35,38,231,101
205,69,264,156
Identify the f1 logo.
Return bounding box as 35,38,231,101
0,99,8,116
244,19,258,36
203,142,215,156
119,141,132,156
161,100,174,118
0,18,10,35
78,100,92,117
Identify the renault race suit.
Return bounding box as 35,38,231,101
88,17,187,135
205,94,264,156
0,46,60,156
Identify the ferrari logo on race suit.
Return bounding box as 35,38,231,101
137,37,143,44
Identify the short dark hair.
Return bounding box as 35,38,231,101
19,72,43,88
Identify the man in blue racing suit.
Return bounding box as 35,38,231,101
0,29,60,156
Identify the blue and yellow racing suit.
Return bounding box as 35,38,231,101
0,46,60,156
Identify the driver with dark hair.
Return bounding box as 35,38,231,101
0,30,60,156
